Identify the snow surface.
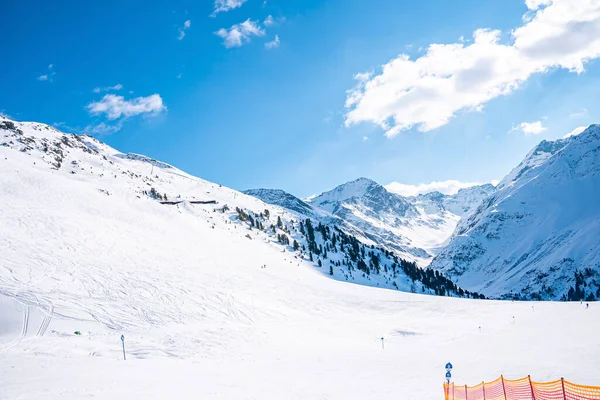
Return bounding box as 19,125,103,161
1,117,599,399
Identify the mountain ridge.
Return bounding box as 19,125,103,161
430,125,600,300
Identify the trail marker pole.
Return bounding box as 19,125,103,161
121,334,126,360
381,337,384,349
528,375,536,400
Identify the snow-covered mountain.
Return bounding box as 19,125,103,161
0,115,479,298
243,188,318,217
430,125,600,300
412,184,496,217
246,178,494,266
2,116,599,399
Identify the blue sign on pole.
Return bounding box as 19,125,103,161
446,371,452,378
445,362,453,371
121,335,126,361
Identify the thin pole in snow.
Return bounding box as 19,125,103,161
528,375,536,400
121,335,126,360
381,337,384,349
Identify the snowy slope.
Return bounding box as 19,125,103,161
243,188,320,217
430,125,600,300
1,116,599,400
0,116,448,297
248,178,493,266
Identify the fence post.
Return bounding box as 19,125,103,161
452,383,455,400
561,378,566,400
528,376,536,400
482,381,486,400
465,385,468,400
501,375,507,400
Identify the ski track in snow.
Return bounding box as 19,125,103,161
0,117,599,399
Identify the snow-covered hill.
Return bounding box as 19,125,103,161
1,115,466,297
246,178,493,266
430,125,600,301
0,116,599,399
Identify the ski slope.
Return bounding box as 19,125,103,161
0,118,599,399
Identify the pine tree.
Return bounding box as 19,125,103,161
329,265,334,276
309,252,313,262
293,240,299,251
277,216,283,228
318,259,322,268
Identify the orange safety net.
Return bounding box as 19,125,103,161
444,376,600,400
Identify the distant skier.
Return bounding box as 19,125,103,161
586,303,589,309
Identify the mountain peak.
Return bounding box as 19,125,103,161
310,177,381,204
430,122,600,300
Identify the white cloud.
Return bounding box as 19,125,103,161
512,120,547,135
93,84,123,93
385,180,488,196
178,20,191,40
215,19,265,48
37,64,56,82
525,0,552,10
563,125,587,138
84,121,123,136
362,136,368,142
264,15,275,27
569,108,588,118
345,0,600,137
263,15,284,27
265,35,280,49
87,94,166,120
212,0,247,16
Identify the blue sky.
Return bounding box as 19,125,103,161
1,0,599,197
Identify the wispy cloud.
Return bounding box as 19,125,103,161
265,35,280,49
569,108,588,119
345,0,600,137
264,15,275,27
37,64,55,82
178,19,191,40
215,19,265,48
512,121,547,135
83,121,124,136
263,15,285,27
212,0,247,16
87,94,166,120
93,83,123,93
386,180,489,196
